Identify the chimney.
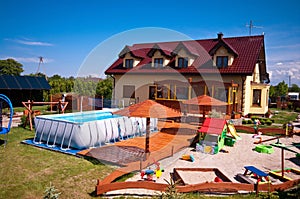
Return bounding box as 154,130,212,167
217,32,223,40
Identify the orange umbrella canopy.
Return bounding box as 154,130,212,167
183,95,227,106
113,100,182,118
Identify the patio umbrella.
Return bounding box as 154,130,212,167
183,95,227,117
113,100,182,153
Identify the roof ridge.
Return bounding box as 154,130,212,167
130,34,264,47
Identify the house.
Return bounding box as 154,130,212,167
105,33,270,117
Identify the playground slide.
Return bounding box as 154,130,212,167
228,125,241,140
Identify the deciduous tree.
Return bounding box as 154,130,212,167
0,59,24,75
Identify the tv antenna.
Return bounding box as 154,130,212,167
246,20,263,35
36,56,44,74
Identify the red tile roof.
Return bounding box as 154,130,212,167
198,118,227,135
105,35,265,75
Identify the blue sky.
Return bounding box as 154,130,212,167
0,0,300,85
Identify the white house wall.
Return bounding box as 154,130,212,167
243,76,253,116
113,71,269,116
253,63,260,83
114,73,188,106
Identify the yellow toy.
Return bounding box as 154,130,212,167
181,154,195,162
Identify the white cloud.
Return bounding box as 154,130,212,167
291,68,298,72
4,38,54,46
1,56,54,64
268,60,300,85
16,40,53,46
268,70,272,79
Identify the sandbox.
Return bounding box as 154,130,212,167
172,168,232,185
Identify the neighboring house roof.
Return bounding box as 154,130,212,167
0,75,51,90
198,118,227,135
105,34,265,75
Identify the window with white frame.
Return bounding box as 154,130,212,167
252,89,261,106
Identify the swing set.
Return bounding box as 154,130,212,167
0,94,13,146
22,100,68,130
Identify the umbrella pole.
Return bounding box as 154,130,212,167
145,117,150,155
281,147,284,178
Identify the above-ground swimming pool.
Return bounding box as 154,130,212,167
34,110,158,150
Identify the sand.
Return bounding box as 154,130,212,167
176,170,217,184
104,133,300,196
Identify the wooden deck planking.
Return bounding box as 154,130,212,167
95,122,198,186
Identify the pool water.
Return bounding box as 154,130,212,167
50,111,120,123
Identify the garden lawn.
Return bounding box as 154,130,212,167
0,127,115,199
1,125,299,199
270,109,298,124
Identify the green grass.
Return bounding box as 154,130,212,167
12,105,49,113
270,109,298,124
1,109,299,198
0,127,115,199
240,110,298,131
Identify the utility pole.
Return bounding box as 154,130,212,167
36,56,44,74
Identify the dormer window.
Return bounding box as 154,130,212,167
216,56,228,68
125,59,134,68
178,57,188,68
154,58,163,68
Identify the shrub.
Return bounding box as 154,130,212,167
288,102,293,110
20,115,27,127
258,191,279,199
271,119,275,123
260,120,265,125
242,120,247,124
247,120,253,124
43,183,61,199
20,115,35,128
208,110,223,118
251,116,259,121
160,178,183,199
266,119,272,125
